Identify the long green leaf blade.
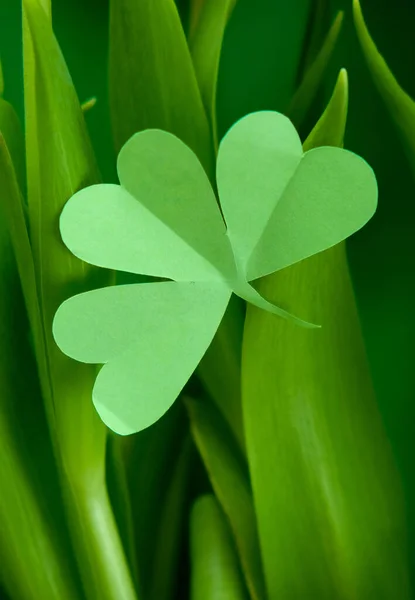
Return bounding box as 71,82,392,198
287,10,344,127
23,0,104,476
300,0,330,72
303,67,348,151
149,436,193,600
0,94,25,193
190,495,249,600
109,0,212,174
353,0,415,175
197,295,245,452
217,0,311,132
23,3,137,599
129,403,187,596
242,78,412,599
106,434,140,591
0,407,79,600
189,0,237,147
0,144,79,600
0,134,48,395
186,397,265,600
23,0,100,323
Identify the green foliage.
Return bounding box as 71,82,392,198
0,1,413,599
0,141,78,600
21,2,137,599
242,68,411,600
148,436,193,600
303,67,348,150
190,495,248,600
186,397,266,600
109,0,212,173
189,0,237,147
353,0,415,176
288,10,344,127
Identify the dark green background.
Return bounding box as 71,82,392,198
1,0,414,576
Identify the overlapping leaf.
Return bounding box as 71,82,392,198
23,4,138,600
109,0,212,174
242,70,411,600
353,0,415,175
190,495,249,600
189,0,238,147
287,11,344,127
186,397,265,600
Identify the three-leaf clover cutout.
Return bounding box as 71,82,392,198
53,111,377,435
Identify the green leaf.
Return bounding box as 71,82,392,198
242,80,412,599
81,97,97,113
0,97,25,194
190,495,249,600
189,0,237,148
303,68,348,151
23,4,137,600
188,0,205,37
0,278,76,600
197,294,245,453
243,249,412,599
353,0,415,176
149,436,193,600
109,0,213,174
216,0,311,131
0,59,4,96
299,0,330,72
23,0,106,473
37,0,51,18
106,434,140,591
129,403,188,596
0,411,80,600
287,11,344,127
0,132,78,600
0,135,49,404
22,0,107,471
23,0,101,326
185,397,266,600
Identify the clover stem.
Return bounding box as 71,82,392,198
234,280,319,329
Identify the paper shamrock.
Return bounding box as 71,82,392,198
52,111,377,435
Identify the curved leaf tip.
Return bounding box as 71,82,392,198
303,67,348,151
353,0,415,172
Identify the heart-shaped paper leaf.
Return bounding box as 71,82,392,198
53,111,378,434
54,281,231,435
61,130,236,282
217,111,378,281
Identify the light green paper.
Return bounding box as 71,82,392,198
54,282,231,435
53,111,378,435
61,130,235,282
217,111,378,281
